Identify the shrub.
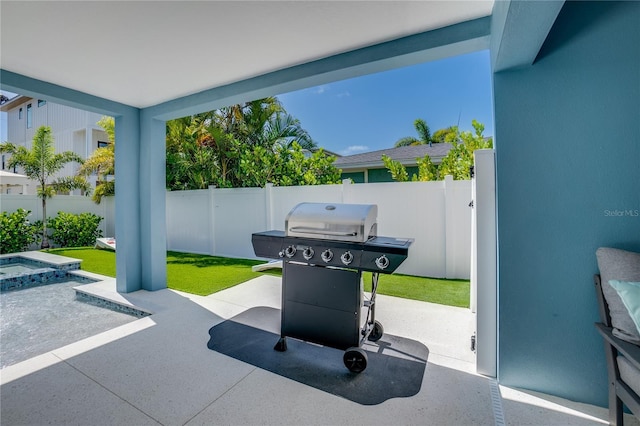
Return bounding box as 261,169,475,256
47,211,103,248
0,209,38,254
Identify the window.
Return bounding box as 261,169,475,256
26,104,32,128
19,108,23,119
97,141,110,148
38,99,46,107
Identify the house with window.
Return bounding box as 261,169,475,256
335,143,452,183
0,95,109,194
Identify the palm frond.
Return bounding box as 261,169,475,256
92,180,114,204
52,176,92,195
0,141,21,154
97,116,115,143
394,137,421,147
78,146,114,177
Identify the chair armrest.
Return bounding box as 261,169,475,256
595,322,640,371
594,275,612,327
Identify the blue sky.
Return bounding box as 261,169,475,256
279,49,493,155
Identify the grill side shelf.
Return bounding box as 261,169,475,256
251,231,286,259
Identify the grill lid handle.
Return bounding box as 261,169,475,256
288,226,357,237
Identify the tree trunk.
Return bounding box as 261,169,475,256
40,196,50,249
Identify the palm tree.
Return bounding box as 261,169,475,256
166,113,236,189
216,98,281,145
394,118,433,147
0,126,90,248
166,97,317,190
78,116,115,203
216,98,316,149
432,126,460,144
263,113,315,150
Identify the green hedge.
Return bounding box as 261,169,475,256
47,212,103,248
0,208,38,254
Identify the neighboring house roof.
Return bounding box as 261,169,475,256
0,95,32,112
334,143,452,170
0,170,30,185
305,147,341,158
314,147,341,157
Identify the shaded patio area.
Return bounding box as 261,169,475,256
1,275,635,425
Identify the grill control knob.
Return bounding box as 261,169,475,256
302,247,314,260
340,251,354,265
375,255,390,270
321,249,333,263
284,245,297,258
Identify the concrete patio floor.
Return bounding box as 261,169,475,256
1,275,638,425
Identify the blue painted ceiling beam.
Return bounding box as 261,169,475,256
491,0,565,72
0,69,137,117
147,16,491,121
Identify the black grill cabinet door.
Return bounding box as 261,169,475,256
281,262,361,350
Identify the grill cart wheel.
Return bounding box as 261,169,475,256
367,321,384,342
343,347,368,373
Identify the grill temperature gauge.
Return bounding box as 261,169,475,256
340,251,354,265
321,249,333,263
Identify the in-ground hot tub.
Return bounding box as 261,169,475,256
0,252,150,368
0,255,81,291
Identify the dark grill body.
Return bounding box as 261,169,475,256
251,202,413,373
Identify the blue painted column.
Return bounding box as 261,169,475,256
115,111,142,293
493,1,640,406
139,110,167,291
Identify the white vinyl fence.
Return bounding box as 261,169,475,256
1,177,472,279
0,194,115,238
166,178,472,279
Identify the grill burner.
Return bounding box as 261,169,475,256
251,202,413,373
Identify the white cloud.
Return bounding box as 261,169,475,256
339,145,369,156
312,85,329,95
305,85,350,97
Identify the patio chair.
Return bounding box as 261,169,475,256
594,247,640,426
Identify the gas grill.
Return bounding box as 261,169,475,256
251,202,413,373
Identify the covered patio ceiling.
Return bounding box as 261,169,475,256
1,1,495,109
0,0,565,296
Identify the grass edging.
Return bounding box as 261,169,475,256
44,248,469,307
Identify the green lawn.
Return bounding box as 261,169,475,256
363,272,470,308
47,247,118,277
46,248,279,296
45,248,469,307
165,251,280,295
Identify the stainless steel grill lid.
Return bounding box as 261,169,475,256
285,202,377,242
